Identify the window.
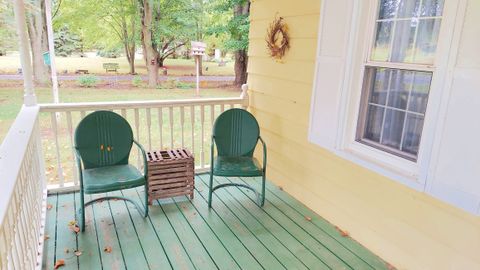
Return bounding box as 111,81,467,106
356,0,444,160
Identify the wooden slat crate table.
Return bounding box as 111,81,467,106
146,148,194,204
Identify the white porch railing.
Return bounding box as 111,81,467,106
39,86,249,191
0,86,249,269
0,106,47,270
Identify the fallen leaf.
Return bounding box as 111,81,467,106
335,226,350,237
68,222,80,234
47,204,53,210
278,186,284,191
104,246,112,253
68,220,76,226
74,250,82,257
304,216,312,221
44,234,50,240
54,259,65,269
64,248,69,254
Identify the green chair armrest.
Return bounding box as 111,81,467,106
259,136,267,173
133,139,148,177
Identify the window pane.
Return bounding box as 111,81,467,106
369,68,390,105
413,19,441,64
381,109,406,149
390,19,417,63
408,71,432,113
364,105,385,143
420,0,444,17
358,67,432,160
402,114,425,155
387,70,413,110
397,0,420,18
371,0,444,64
372,21,393,61
379,0,400,19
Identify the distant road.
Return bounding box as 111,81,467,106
0,74,235,82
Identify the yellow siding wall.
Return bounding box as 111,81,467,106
247,1,480,269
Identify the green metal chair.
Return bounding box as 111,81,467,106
208,108,267,208
74,111,148,232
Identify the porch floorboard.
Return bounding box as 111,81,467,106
42,174,390,270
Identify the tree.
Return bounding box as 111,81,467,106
209,0,250,85
53,25,81,56
56,0,139,74
138,0,196,86
0,1,17,55
25,0,51,85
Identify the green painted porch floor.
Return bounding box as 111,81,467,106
42,174,391,270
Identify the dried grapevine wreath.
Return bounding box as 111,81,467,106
266,17,290,60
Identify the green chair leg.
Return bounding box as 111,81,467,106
80,189,86,232
208,172,214,208
144,183,149,217
260,174,266,207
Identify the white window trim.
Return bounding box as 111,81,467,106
310,0,467,191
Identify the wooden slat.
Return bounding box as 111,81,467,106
76,193,102,270
160,198,218,269
90,194,126,269
175,194,264,270
134,193,196,270
44,175,390,270
121,189,172,269
196,176,310,270
54,192,78,269
250,178,389,270
214,176,354,270
108,191,150,269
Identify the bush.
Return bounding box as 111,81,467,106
97,48,122,58
77,75,99,88
132,76,143,87
177,81,194,89
157,78,179,89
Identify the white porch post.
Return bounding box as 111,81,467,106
45,0,59,103
13,0,37,106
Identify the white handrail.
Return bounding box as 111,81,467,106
0,106,47,270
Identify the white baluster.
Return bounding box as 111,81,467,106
134,109,141,168
66,111,78,185
169,107,174,149
158,108,163,149
201,105,205,169
50,112,65,187
146,108,152,151
180,106,185,148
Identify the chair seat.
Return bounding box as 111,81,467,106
83,164,145,194
213,156,263,177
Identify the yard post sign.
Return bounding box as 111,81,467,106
191,41,206,96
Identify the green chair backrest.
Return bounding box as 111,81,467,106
74,111,133,169
213,108,260,157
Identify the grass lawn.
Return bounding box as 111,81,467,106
0,55,234,76
1,86,242,185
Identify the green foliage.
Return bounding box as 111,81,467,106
132,75,143,87
0,0,16,53
77,75,99,87
207,0,250,52
54,26,82,56
177,81,194,89
97,47,122,58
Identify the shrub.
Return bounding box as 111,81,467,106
157,78,179,89
177,81,194,89
77,75,99,88
132,76,143,87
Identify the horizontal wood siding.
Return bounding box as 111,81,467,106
247,0,480,269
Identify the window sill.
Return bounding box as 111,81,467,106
334,141,426,191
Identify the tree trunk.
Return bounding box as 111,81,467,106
139,0,158,87
233,2,250,85
27,0,50,86
234,50,248,85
